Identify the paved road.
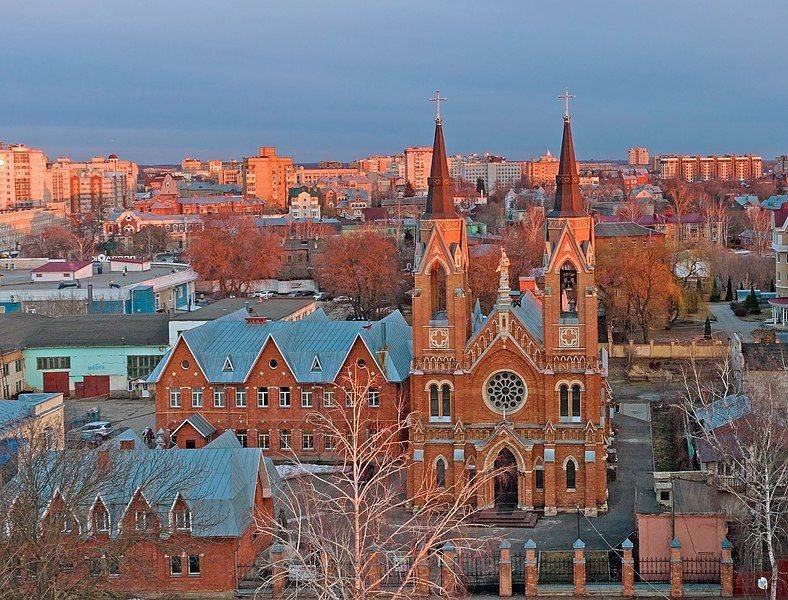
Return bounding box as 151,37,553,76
708,303,762,342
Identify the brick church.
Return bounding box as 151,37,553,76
406,107,611,516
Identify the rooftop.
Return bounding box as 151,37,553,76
172,297,316,322
0,312,170,349
31,260,92,273
595,221,665,238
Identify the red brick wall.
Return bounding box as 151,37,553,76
156,335,407,460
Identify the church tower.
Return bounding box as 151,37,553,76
411,107,471,365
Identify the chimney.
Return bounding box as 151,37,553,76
245,316,269,325
87,284,93,313
119,439,135,451
519,276,538,293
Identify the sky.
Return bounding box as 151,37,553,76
1,0,786,164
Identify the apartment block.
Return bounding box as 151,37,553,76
628,147,649,166
658,154,763,182
404,146,433,191
0,143,48,210
47,155,138,208
242,147,295,209
522,150,560,187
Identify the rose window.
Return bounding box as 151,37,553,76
484,371,527,414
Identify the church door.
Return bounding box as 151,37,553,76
493,448,518,509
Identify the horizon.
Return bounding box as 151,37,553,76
2,0,786,164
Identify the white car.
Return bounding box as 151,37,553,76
251,290,274,299
80,421,113,442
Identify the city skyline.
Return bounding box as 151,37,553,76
2,0,786,163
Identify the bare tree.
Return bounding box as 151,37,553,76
252,366,501,599
679,358,787,600
0,421,224,600
746,206,773,255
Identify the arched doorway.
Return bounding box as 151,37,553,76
493,448,518,510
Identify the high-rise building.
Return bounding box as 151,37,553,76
628,147,649,166
404,146,433,191
68,169,128,213
181,157,202,173
522,150,561,187
0,143,48,210
452,157,522,193
658,154,763,182
47,155,138,209
242,147,295,209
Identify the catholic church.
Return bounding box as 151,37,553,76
406,101,611,516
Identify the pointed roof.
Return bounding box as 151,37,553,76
423,118,457,219
549,117,584,217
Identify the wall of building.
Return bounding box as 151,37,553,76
637,513,727,561
0,349,26,398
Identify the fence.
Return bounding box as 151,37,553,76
538,552,574,584
684,556,721,583
636,556,671,583
458,552,498,592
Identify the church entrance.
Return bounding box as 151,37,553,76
493,448,518,511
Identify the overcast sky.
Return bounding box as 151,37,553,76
1,0,785,164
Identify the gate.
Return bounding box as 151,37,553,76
459,552,499,593
512,552,526,586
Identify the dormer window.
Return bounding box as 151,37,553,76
175,508,192,531
222,356,234,372
310,355,322,372
93,503,110,533
135,511,151,531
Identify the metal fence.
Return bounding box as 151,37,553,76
459,553,499,592
586,553,613,583
538,552,574,584
512,552,526,585
381,553,413,587
684,556,721,583
636,556,671,583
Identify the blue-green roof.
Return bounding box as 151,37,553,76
149,311,412,385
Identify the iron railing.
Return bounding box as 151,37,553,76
538,553,574,584
636,557,671,583
586,553,613,583
458,553,499,592
683,556,720,583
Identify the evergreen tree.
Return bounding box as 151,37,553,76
724,275,733,302
704,316,712,339
744,286,760,313
476,177,486,195
404,181,416,197
710,277,720,302
770,279,776,293
696,278,703,296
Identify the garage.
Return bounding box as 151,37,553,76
42,371,70,397
80,375,110,398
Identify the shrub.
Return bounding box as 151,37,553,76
744,287,760,312
733,305,748,317
749,306,761,315
684,289,701,315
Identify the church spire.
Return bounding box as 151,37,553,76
549,93,584,217
423,91,457,219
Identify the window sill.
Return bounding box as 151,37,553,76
429,417,451,423
566,488,576,493
559,315,579,324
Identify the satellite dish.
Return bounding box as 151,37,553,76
757,577,768,590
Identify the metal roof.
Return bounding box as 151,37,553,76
171,297,316,322
149,311,412,385
695,394,751,432
172,413,217,438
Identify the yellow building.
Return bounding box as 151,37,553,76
405,146,433,191
243,146,295,209
0,143,48,210
0,392,65,452
522,150,560,187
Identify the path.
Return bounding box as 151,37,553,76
708,303,761,342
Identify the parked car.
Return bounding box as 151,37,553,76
334,295,352,303
251,290,274,299
58,280,81,289
314,292,332,301
80,421,113,442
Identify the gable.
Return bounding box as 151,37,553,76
546,221,593,273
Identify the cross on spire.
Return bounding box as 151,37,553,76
558,87,575,120
429,90,447,123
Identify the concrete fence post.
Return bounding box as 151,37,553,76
670,538,683,598
271,543,285,599
414,542,431,598
441,541,458,598
573,539,586,597
524,539,537,598
622,538,635,597
720,539,733,597
499,540,512,597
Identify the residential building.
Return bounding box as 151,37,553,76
761,195,788,211
242,146,295,209
67,168,128,213
0,312,169,397
404,146,433,191
628,147,649,166
9,439,276,594
355,155,393,174
0,206,67,253
594,221,666,252
773,205,788,307
775,155,788,173
181,157,202,173
407,112,610,516
658,154,763,182
294,165,359,185
0,392,65,451
178,181,242,197
103,209,203,251
638,212,721,244
168,297,318,346
149,310,411,459
0,143,48,210
453,158,522,193
522,150,560,187
619,168,650,196
47,155,138,207
288,186,322,220
0,257,197,315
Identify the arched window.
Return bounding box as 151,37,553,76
571,384,582,419
559,384,569,418
436,458,447,489
566,459,577,490
534,460,544,490
430,262,448,321
429,383,451,422
560,262,578,318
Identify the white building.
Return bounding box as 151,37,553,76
288,189,321,220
